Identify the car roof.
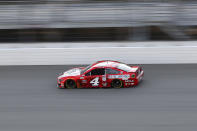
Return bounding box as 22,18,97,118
91,60,123,68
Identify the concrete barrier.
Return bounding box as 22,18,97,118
0,46,197,65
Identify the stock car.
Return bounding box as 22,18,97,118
57,60,144,88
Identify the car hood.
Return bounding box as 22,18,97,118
58,68,82,78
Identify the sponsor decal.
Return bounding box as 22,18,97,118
80,77,84,79
102,83,107,86
108,74,130,80
82,80,87,83
125,80,134,82
131,74,135,78
127,83,131,85
102,76,106,81
125,82,134,86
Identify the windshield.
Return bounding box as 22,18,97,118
80,64,92,75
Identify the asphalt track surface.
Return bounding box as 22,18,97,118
0,64,197,131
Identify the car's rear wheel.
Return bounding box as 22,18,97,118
111,79,122,88
65,79,77,89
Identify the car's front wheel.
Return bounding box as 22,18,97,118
65,79,77,89
111,79,122,88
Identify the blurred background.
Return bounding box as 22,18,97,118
1,1,197,131
1,0,197,42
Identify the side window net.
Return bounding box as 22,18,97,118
90,68,105,76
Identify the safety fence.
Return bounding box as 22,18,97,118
0,1,197,29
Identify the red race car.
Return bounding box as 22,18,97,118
57,60,144,88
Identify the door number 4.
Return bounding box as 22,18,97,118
90,77,99,86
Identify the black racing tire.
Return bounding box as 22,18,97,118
111,79,123,88
64,79,77,89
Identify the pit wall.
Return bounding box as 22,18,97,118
0,42,197,65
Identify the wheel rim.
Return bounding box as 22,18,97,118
112,79,122,88
66,79,76,88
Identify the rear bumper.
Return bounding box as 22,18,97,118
137,70,144,82
136,71,144,83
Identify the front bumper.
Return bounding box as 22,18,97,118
57,83,61,88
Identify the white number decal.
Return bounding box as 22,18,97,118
90,77,99,86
